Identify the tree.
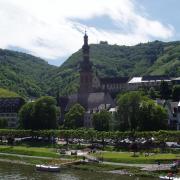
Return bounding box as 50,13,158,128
19,96,58,130
33,96,57,130
19,102,34,129
92,110,111,131
148,87,156,99
172,85,180,101
116,92,168,131
138,100,168,131
160,81,171,99
129,142,139,157
64,103,85,129
117,92,143,131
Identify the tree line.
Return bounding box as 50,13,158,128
0,129,180,143
62,91,168,131
18,87,179,131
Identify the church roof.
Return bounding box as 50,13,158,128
100,77,129,84
86,92,115,109
63,92,115,111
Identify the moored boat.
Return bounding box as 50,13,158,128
159,176,180,180
36,164,60,172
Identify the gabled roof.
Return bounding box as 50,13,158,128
128,77,142,83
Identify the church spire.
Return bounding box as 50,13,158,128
84,30,88,45
82,31,90,62
79,33,93,93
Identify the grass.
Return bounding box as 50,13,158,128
0,145,59,158
94,151,180,164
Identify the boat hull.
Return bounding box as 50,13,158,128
36,165,60,172
159,176,180,180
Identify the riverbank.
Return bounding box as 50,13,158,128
0,152,171,178
0,145,179,178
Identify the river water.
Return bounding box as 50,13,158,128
0,162,158,180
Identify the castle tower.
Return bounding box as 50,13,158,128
79,32,93,93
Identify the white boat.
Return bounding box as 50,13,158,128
159,176,180,180
36,164,60,172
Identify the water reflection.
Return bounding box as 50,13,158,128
0,161,157,180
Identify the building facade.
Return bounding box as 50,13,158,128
0,97,25,128
156,99,180,130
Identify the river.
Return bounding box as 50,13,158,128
0,161,158,180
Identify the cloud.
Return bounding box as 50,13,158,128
0,0,174,65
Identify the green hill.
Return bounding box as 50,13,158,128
0,40,180,97
47,41,180,95
0,49,56,97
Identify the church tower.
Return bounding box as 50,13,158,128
79,32,93,93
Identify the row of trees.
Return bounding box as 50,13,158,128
18,91,169,132
63,92,167,131
0,129,180,143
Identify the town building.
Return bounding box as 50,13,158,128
156,99,180,130
0,97,25,128
127,75,172,91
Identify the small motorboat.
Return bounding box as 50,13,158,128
36,164,60,172
159,176,173,180
159,176,180,180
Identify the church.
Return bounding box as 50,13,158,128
59,33,116,128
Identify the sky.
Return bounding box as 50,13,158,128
0,0,179,66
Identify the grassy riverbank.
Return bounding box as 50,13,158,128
0,153,160,178
94,151,179,164
0,145,179,178
0,145,59,158
0,145,179,164
0,151,175,178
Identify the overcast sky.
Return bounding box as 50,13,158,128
0,0,179,66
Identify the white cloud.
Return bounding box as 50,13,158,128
0,0,174,65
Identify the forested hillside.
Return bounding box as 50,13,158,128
0,40,180,97
47,40,180,95
0,49,56,97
